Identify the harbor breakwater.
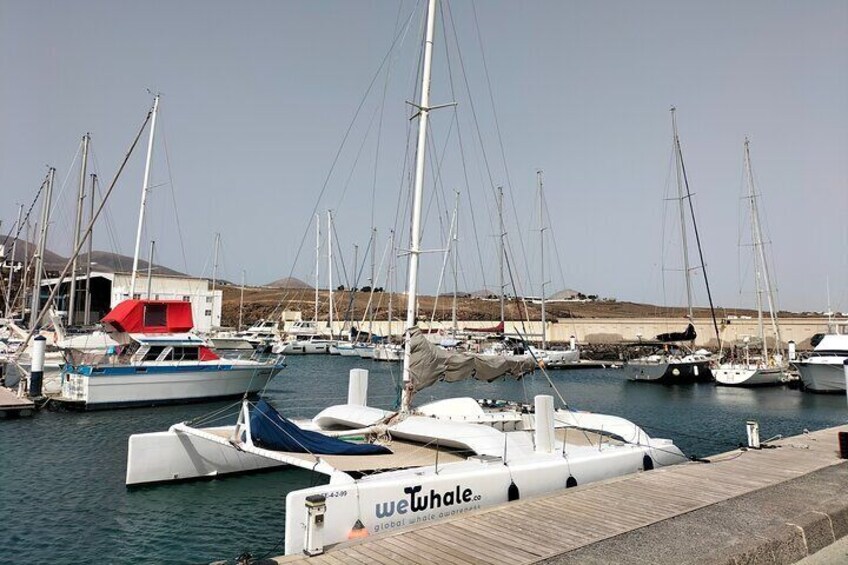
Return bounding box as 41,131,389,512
325,316,837,350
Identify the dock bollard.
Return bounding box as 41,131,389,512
29,335,46,398
746,420,760,449
304,494,326,556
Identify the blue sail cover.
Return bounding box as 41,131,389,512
249,400,391,456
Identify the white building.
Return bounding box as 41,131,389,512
39,271,222,332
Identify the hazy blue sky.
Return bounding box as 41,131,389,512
2,0,846,313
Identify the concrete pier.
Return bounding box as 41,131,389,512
274,424,848,564
0,386,36,417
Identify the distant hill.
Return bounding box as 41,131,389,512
267,276,312,289
79,250,185,276
469,288,497,298
0,238,185,276
1,238,66,269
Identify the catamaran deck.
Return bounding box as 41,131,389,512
273,424,848,564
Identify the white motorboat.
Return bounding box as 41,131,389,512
56,299,285,409
796,332,848,393
274,321,333,355
714,139,788,387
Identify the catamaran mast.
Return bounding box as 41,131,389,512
745,138,782,358
83,173,97,325
130,94,160,298
671,108,694,318
538,171,547,349
401,0,438,413
5,204,23,318
29,167,54,330
68,133,90,325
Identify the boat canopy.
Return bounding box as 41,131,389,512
250,400,391,456
407,328,536,392
102,300,194,334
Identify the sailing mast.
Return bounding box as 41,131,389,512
327,210,334,339
538,171,547,350
314,214,320,322
671,107,721,348
238,269,245,331
83,173,97,325
29,167,55,330
451,190,459,337
387,230,395,340
368,227,377,338
670,109,694,318
211,232,221,294
130,94,160,298
497,185,506,326
146,240,155,299
68,133,90,325
745,138,782,359
401,0,438,413
5,204,23,318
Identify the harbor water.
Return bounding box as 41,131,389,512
2,355,846,564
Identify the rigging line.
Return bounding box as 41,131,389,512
676,133,721,348
0,176,48,251
19,107,153,348
335,103,381,210
440,4,486,290
444,2,509,294
470,0,533,287
267,0,422,319
51,142,84,254
87,147,124,266
158,108,190,274
369,0,404,236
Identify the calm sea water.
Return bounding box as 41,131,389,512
2,356,846,564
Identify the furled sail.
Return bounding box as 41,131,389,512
655,323,696,343
407,328,537,392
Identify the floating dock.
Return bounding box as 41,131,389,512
274,424,848,564
0,386,36,417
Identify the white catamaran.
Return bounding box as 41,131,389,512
125,1,686,555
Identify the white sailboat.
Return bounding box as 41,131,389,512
714,139,788,386
124,1,685,555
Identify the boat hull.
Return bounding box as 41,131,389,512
713,365,786,387
284,441,680,555
58,364,281,409
622,360,712,383
796,361,846,393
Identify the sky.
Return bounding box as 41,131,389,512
1,0,846,313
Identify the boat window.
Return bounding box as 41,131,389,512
144,303,167,328
143,346,166,361
173,347,199,361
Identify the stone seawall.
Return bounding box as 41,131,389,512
323,317,837,349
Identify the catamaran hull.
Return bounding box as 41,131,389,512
796,361,846,393
57,366,281,410
284,443,680,555
126,426,285,485
713,366,786,387
622,360,712,383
